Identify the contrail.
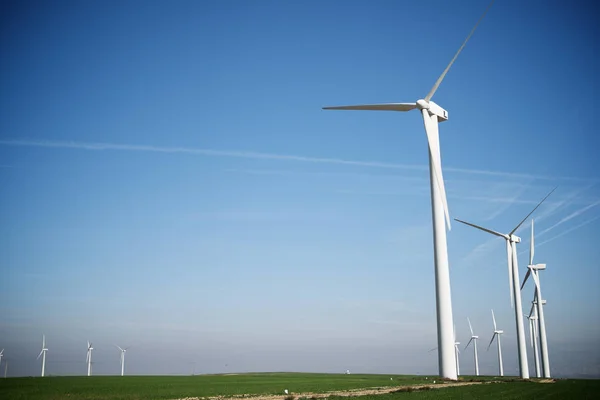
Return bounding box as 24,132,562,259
0,139,594,181
536,214,600,248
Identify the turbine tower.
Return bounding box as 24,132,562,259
526,309,541,378
455,188,555,379
116,345,129,376
487,309,504,376
0,349,3,369
322,0,495,380
37,335,48,377
86,341,94,376
521,219,551,378
464,318,479,376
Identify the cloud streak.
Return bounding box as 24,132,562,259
1,139,596,181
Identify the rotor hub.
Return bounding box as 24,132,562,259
416,99,429,110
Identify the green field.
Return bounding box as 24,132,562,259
0,373,597,400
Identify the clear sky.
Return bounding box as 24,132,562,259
1,0,599,378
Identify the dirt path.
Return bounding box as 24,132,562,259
174,381,484,400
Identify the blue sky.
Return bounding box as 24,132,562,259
1,0,599,378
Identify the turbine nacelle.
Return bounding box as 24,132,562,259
528,263,546,271
416,100,448,122
495,330,504,334
510,234,521,243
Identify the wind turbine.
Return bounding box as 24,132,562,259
464,318,479,376
322,0,496,380
86,341,94,376
37,335,48,377
453,325,460,376
487,309,504,376
526,309,541,378
521,219,551,378
0,349,3,369
116,345,129,376
454,187,555,379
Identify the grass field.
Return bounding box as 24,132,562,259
0,373,598,400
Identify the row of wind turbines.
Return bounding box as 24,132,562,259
27,336,130,377
322,0,554,380
435,210,553,379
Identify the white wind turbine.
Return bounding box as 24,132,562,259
116,345,129,376
453,325,460,376
37,335,48,377
86,341,94,376
487,309,504,376
464,318,479,376
322,0,495,380
521,219,551,378
526,309,541,378
455,188,555,379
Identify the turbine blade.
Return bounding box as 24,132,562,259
506,240,514,308
467,317,474,336
528,319,534,348
116,345,123,352
491,309,497,330
42,335,45,348
464,337,473,350
454,219,506,238
510,187,557,235
424,0,496,101
530,219,535,265
521,267,532,290
37,350,43,360
322,103,417,112
531,269,541,290
487,333,496,351
529,296,536,318
421,109,451,229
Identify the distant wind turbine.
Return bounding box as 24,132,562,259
0,349,3,369
464,318,479,376
521,219,551,378
86,341,94,376
37,335,48,377
322,0,496,380
455,187,556,379
453,325,460,376
487,310,504,376
116,345,129,376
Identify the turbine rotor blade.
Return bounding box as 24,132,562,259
37,350,43,360
510,187,557,235
487,333,497,351
491,309,497,330
322,103,417,112
454,219,507,238
530,219,535,265
521,268,531,290
465,337,473,350
531,269,541,290
467,317,474,336
506,240,514,308
424,0,496,101
421,109,451,229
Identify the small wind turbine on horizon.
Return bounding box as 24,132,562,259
521,219,551,378
116,345,129,376
464,318,479,376
322,0,496,380
0,349,4,369
455,187,556,379
37,335,48,377
487,309,504,376
86,341,94,376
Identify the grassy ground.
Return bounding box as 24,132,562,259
0,373,597,400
